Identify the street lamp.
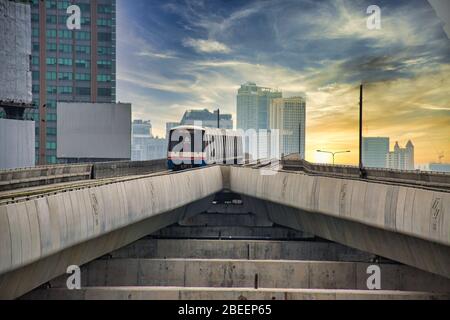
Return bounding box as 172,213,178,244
316,150,351,165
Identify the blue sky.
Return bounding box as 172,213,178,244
116,0,450,164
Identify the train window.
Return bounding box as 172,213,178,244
169,130,184,151
169,129,204,153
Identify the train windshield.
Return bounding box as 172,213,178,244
169,129,205,153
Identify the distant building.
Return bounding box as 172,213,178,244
166,122,180,146
362,137,390,168
133,119,153,137
237,82,282,159
237,82,282,131
386,141,415,170
269,97,306,159
166,122,180,138
57,102,131,163
428,163,450,173
180,109,233,129
132,120,166,161
146,138,167,160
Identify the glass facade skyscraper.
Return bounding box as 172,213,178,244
269,97,306,159
237,82,282,131
362,137,390,168
30,0,116,165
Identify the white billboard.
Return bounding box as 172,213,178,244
57,102,132,160
0,119,35,170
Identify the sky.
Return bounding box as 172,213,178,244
116,0,450,166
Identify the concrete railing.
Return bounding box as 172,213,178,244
92,159,167,179
0,159,168,192
282,159,450,189
0,164,93,192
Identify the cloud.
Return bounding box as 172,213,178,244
136,50,177,60
182,38,232,53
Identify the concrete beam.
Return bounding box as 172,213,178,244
151,225,309,240
108,239,374,262
24,287,450,300
92,159,167,179
45,258,450,293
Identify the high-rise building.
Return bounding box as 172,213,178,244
31,0,116,164
180,109,233,129
362,137,390,168
269,97,306,159
386,140,415,170
237,82,282,131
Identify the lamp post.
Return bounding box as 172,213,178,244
217,108,220,129
316,150,351,165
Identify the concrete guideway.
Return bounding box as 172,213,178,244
229,166,450,247
227,166,450,278
0,166,223,299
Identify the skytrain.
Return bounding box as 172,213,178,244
167,125,244,170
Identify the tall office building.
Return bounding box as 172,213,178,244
269,97,306,159
31,0,116,164
362,137,390,168
180,109,233,129
237,82,282,131
386,141,415,170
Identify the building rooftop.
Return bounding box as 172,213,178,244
181,109,232,122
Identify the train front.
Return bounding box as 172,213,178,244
167,126,207,170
